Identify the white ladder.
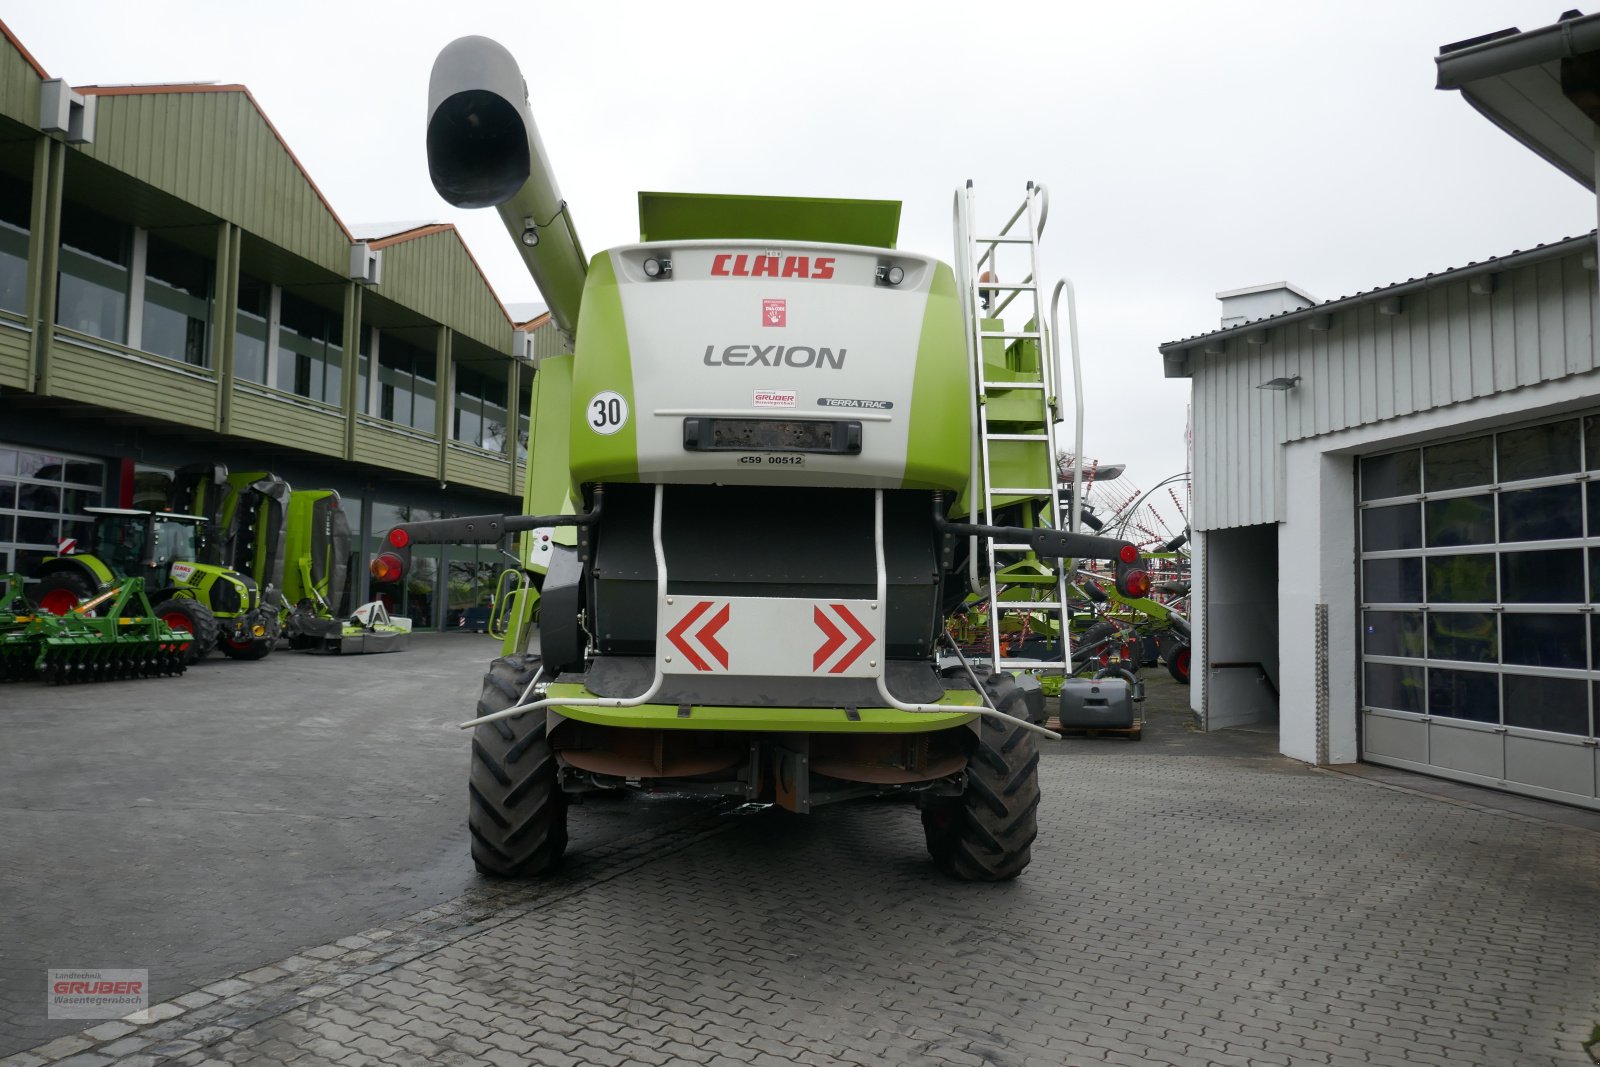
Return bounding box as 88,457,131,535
953,181,1074,675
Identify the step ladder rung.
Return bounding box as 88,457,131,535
979,330,1043,340
984,433,1049,441
990,543,1034,552
988,487,1054,496
981,380,1046,391
991,600,1063,610
977,282,1037,291
996,657,1070,670
976,235,1034,244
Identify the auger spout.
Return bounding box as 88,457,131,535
426,36,587,338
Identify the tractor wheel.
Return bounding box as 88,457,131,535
36,570,95,616
468,653,567,878
922,673,1041,882
218,635,274,661
153,598,219,664
1164,641,1191,685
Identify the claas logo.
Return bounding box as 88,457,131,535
712,254,835,279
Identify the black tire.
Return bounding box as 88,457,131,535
1073,620,1119,670
922,673,1041,882
153,598,219,664
218,635,274,660
1164,642,1191,685
35,569,96,616
468,654,567,878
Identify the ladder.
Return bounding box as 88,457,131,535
953,181,1074,675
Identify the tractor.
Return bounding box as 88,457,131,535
373,36,1150,882
32,506,278,662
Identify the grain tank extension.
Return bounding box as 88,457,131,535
382,36,1150,881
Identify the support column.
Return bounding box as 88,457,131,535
213,222,241,432
341,281,362,461
504,357,522,498
435,325,452,484
26,136,65,394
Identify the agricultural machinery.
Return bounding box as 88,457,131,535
374,36,1149,882
1,572,193,684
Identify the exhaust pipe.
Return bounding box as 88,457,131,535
426,36,587,338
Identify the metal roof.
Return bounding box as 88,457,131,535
1159,231,1597,357
1434,10,1600,188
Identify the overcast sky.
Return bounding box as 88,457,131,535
8,1,1596,504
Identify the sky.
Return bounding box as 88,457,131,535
6,1,1597,504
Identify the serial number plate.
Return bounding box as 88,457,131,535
682,417,862,454
738,454,805,466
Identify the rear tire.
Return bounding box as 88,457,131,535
36,570,95,616
469,654,567,878
922,673,1041,882
154,598,218,664
1164,642,1191,685
218,635,274,660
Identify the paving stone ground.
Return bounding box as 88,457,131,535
7,671,1599,1067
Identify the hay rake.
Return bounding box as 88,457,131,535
0,573,193,684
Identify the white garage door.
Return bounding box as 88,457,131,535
1358,413,1600,810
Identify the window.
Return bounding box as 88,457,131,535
0,174,30,315
378,333,436,433
357,327,373,414
235,275,270,384
142,235,213,367
0,446,104,575
277,291,342,404
452,364,508,452
56,204,130,343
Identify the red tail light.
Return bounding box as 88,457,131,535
388,527,411,548
1116,567,1152,599
1118,543,1139,564
371,552,406,583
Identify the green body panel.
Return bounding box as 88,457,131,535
55,554,116,588
366,231,512,354
902,263,973,491
501,351,576,657
169,563,254,621
566,254,639,489
638,192,900,248
281,489,341,613
546,683,980,733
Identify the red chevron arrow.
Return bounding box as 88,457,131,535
813,605,846,671
829,603,875,674
666,600,713,672
698,603,730,669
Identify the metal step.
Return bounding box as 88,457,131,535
980,380,1046,391
996,657,1072,670
988,487,1054,496
976,235,1034,244
979,330,1043,341
985,432,1049,441
990,600,1063,610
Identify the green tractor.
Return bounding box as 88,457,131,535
32,507,279,662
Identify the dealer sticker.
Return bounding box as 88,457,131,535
753,389,796,408
818,397,893,410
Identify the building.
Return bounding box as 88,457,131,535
1159,11,1600,811
0,21,553,629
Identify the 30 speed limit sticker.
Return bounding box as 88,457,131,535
586,391,628,435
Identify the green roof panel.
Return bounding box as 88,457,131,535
638,191,900,249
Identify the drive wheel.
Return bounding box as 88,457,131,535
469,653,567,878
922,672,1041,882
36,570,96,616
153,598,218,664
219,635,274,660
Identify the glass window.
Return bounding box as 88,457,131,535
1428,668,1499,724
452,364,510,452
56,204,130,343
142,234,212,366
378,333,435,433
1363,557,1421,604
278,291,342,404
1499,484,1582,543
1501,613,1586,669
1362,503,1420,552
1424,435,1493,492
1365,662,1424,713
235,275,270,384
0,174,30,315
1498,420,1579,483
1586,414,1600,472
1426,554,1496,604
413,358,436,432
1427,612,1496,663
1502,676,1588,735
1360,450,1419,502
1424,495,1494,548
357,328,373,414
1501,548,1584,603
1363,611,1423,657
516,406,529,464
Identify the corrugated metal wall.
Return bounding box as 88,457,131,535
75,91,349,276
372,232,510,354
0,30,41,130
1184,241,1598,530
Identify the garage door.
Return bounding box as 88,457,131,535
1358,414,1600,810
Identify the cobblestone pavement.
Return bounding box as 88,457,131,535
6,675,1599,1067
0,635,707,1055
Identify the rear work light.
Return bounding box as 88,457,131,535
370,552,406,583
1115,567,1151,599
388,527,410,549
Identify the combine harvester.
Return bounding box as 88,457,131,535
373,36,1149,881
